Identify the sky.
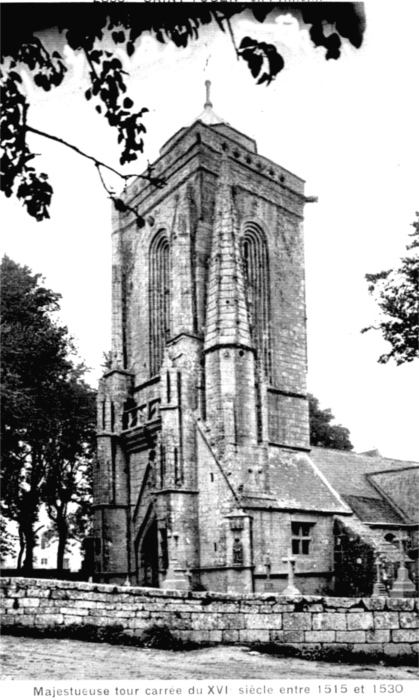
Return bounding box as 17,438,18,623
1,1,418,461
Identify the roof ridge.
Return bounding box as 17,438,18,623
312,445,419,466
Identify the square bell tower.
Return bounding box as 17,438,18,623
93,83,318,593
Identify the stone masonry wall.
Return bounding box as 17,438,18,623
1,578,418,662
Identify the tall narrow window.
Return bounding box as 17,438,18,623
149,231,170,376
160,442,166,488
241,223,272,382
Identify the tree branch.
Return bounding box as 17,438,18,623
94,163,145,225
17,101,29,173
95,162,115,196
82,46,99,81
226,17,239,60
26,124,141,182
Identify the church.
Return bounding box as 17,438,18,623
93,85,418,595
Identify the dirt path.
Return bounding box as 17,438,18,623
1,635,418,681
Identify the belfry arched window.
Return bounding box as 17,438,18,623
149,231,170,376
241,223,272,382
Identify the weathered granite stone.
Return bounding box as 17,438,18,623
305,630,336,643
399,612,419,628
391,629,419,643
336,631,366,643
347,612,374,630
283,613,312,630
374,612,399,629
312,613,347,631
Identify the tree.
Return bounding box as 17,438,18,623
308,394,353,451
42,368,96,572
362,214,419,365
0,256,96,571
1,3,365,223
1,255,71,570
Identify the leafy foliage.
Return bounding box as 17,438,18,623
333,518,377,597
309,393,353,451
0,514,17,560
83,51,148,167
0,256,68,569
0,70,53,220
0,3,365,223
0,256,96,571
238,37,284,86
362,214,419,365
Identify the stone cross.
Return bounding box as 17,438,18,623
397,533,408,567
161,533,190,592
282,548,301,596
167,531,179,562
264,553,274,592
390,533,416,598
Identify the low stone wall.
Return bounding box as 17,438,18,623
1,578,418,662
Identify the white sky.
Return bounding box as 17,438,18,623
1,1,418,461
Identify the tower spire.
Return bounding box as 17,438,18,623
204,80,213,109
191,80,226,127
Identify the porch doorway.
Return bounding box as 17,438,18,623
139,519,159,587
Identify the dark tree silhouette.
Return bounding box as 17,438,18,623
1,3,365,223
42,368,96,572
362,213,419,365
309,394,353,451
0,256,71,570
0,256,96,571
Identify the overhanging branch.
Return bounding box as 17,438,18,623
26,124,140,182
25,124,165,191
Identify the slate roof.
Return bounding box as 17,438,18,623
342,495,404,524
311,447,419,524
369,468,419,522
265,448,351,514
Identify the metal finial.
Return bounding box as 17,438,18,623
204,80,213,109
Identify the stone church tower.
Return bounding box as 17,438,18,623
93,84,349,593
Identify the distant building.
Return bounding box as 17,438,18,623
93,85,418,594
0,510,83,574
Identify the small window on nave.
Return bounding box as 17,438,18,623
291,522,314,555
